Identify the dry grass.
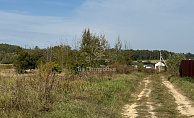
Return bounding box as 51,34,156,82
0,68,145,118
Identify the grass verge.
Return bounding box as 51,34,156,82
168,76,194,101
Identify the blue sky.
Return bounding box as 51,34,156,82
0,0,194,53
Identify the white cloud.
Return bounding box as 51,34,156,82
0,0,194,53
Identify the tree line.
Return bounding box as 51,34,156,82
1,29,194,74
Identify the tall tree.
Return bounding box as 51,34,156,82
114,36,122,62
80,28,108,68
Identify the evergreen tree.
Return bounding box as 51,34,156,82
14,48,43,73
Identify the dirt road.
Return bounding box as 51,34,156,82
122,77,156,118
162,76,194,117
122,75,194,118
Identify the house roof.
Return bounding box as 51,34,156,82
155,62,165,66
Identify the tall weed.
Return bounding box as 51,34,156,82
0,70,143,117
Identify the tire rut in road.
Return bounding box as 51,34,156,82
161,76,194,118
122,77,156,118
122,75,187,118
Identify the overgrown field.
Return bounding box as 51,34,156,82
0,69,146,118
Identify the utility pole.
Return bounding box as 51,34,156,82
159,52,168,72
159,52,162,72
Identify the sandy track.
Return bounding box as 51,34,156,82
122,75,194,118
122,77,156,118
122,103,138,118
162,76,194,117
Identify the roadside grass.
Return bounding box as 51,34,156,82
150,74,185,118
0,70,145,118
168,76,194,101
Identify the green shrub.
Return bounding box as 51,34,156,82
13,50,42,74
109,62,130,74
167,53,185,76
52,64,62,73
137,63,143,72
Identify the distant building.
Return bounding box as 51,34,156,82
132,65,138,68
155,62,165,70
155,52,167,72
144,64,154,69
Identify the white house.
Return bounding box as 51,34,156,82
155,61,165,71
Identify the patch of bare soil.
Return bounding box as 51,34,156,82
122,103,138,118
161,76,194,117
122,77,156,118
